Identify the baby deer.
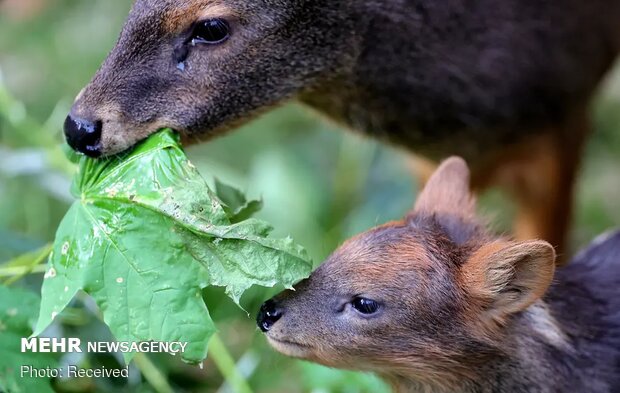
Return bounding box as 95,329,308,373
258,157,620,393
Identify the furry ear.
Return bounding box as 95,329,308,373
412,156,475,219
461,240,556,322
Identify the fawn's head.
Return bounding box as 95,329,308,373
64,0,358,157
258,157,556,386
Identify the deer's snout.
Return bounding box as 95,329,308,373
257,299,284,332
64,113,103,158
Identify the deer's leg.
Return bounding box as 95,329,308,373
472,114,589,263
506,136,577,253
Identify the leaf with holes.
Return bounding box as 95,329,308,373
34,129,312,364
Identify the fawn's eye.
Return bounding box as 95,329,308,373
190,19,230,45
351,297,380,315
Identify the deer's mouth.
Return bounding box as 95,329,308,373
266,336,313,359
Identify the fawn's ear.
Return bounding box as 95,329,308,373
461,240,556,321
412,156,475,219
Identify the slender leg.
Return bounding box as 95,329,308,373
505,136,578,255
471,112,589,263
407,110,588,263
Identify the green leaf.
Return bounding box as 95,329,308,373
214,178,264,224
0,285,58,393
214,178,248,214
34,129,312,364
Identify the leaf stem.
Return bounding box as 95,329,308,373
209,334,254,393
133,353,175,393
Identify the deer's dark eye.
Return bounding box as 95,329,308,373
351,297,380,315
190,19,230,45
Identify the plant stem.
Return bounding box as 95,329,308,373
133,353,175,393
0,265,48,280
209,334,254,393
1,243,51,285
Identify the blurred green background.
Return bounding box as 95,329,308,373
0,1,619,392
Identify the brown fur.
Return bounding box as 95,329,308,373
163,2,236,34
259,157,620,392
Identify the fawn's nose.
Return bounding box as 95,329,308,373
257,299,283,332
64,114,103,157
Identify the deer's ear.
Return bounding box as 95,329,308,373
462,240,556,321
412,156,475,219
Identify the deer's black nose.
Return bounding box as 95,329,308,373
64,114,103,157
257,299,283,332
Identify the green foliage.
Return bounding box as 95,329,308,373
215,178,264,224
0,285,58,393
35,130,312,364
